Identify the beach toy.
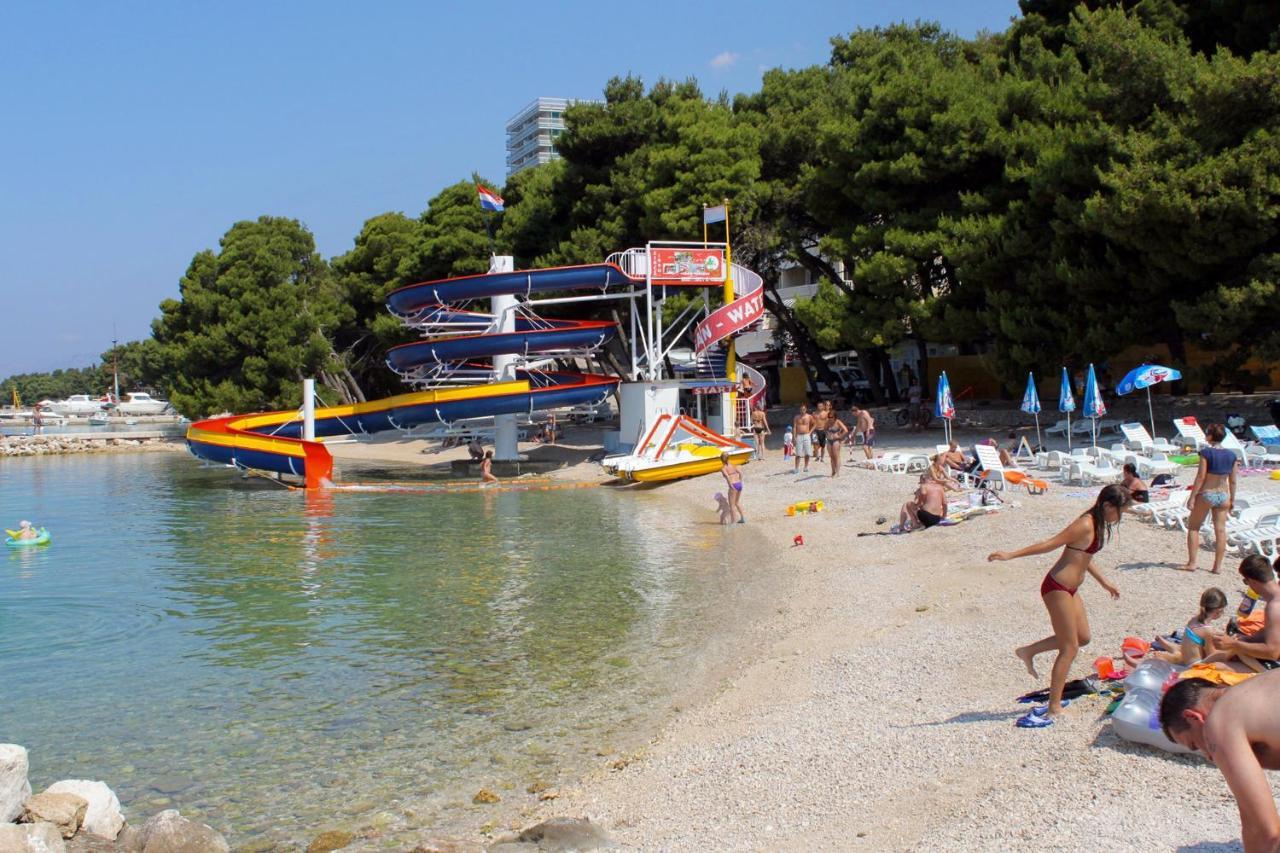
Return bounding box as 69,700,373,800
1093,656,1116,679
1272,469,1280,481
1111,659,1193,754
1123,658,1175,693
1121,636,1150,658
793,535,804,547
787,500,824,515
5,528,50,547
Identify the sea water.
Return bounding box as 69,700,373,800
0,453,748,846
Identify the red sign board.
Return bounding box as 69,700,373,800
650,248,726,284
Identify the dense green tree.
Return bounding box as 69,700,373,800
151,216,351,417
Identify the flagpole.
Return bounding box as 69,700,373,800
702,204,708,248
473,172,497,259
723,199,735,387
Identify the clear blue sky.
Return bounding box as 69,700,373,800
0,0,1020,374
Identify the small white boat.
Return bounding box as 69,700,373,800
0,409,33,421
115,393,171,416
88,413,111,426
45,395,106,417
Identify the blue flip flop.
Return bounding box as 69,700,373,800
1016,712,1054,728
1030,699,1070,717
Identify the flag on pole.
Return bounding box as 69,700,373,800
476,185,505,212
703,204,727,224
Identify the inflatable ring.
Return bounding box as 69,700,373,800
5,528,50,547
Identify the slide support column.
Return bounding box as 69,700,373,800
490,255,520,461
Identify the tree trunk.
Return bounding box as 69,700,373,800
761,281,839,396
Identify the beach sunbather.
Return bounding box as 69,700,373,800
899,475,947,531
1203,556,1280,673
940,440,967,473
988,485,1128,725
1160,668,1280,852
1181,423,1238,574
1152,587,1228,665
1121,463,1149,503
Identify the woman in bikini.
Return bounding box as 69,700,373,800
988,484,1127,726
720,452,745,524
1180,423,1238,574
824,411,850,477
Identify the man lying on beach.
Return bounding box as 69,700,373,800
1160,668,1280,852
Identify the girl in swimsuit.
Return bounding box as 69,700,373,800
1120,463,1149,503
988,484,1128,725
720,452,745,524
1180,423,1238,574
825,413,850,477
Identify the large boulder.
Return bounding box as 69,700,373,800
0,744,32,822
20,792,87,839
489,818,614,852
44,781,124,840
137,810,229,853
0,821,67,853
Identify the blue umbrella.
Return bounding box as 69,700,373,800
1059,367,1076,450
1022,372,1042,450
1116,363,1182,439
1083,363,1107,446
935,371,955,443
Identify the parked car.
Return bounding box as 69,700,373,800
811,366,872,402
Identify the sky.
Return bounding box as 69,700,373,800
0,0,1021,375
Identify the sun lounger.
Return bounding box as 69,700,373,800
1131,489,1189,523
968,444,1049,493
873,453,929,474
1067,456,1123,486
1222,432,1280,466
1121,422,1179,455
1173,417,1208,451
1252,425,1280,446
1236,525,1280,559
1046,419,1069,437
1122,451,1180,479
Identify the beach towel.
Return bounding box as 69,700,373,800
1180,663,1254,687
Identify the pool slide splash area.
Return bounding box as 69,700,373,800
185,264,633,487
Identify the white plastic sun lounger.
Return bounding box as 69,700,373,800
1173,417,1208,451
1121,422,1179,455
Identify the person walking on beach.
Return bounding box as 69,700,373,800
479,450,499,485
1181,422,1238,574
750,406,770,460
825,409,850,477
850,406,876,461
793,405,814,474
1160,667,1280,852
988,484,1127,726
720,451,745,524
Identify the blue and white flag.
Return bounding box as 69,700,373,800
1084,363,1107,418
703,204,727,224
476,185,505,212
1059,367,1076,413
1021,372,1041,415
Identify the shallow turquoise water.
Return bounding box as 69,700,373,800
0,453,744,846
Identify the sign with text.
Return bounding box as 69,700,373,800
649,248,726,284
693,290,765,354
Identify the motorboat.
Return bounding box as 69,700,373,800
88,412,111,426
116,392,171,416
602,413,753,483
43,395,106,417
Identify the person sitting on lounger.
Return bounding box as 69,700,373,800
927,455,963,492
1203,556,1280,673
900,475,947,531
940,440,967,473
1121,463,1149,503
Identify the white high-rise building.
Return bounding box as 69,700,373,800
505,97,585,176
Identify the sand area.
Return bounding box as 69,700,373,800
333,410,1280,851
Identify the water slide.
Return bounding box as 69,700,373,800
186,264,635,487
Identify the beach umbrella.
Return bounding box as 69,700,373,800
1115,363,1182,439
1022,372,1042,451
1059,367,1076,451
935,371,956,444
1083,363,1107,447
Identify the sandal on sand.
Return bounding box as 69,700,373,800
1030,699,1069,716
1016,712,1054,728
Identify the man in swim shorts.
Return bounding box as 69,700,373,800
850,406,876,460
812,402,829,463
1207,555,1280,672
900,475,947,531
793,405,814,473
1161,667,1280,851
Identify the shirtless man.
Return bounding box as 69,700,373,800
793,405,815,473
940,440,967,473
850,406,876,460
1206,555,1280,672
900,474,948,531
812,402,830,463
1162,573,1280,853
750,407,770,460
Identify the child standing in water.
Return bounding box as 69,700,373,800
479,450,499,485
720,452,745,524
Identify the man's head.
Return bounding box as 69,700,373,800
850,406,861,416
18,520,30,529
1160,677,1223,751
1239,554,1276,594
948,440,958,451
800,404,808,414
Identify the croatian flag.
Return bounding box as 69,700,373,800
477,185,504,212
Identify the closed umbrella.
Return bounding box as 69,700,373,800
1083,363,1107,447
1022,372,1042,451
1115,363,1182,440
935,371,956,445
1059,367,1076,451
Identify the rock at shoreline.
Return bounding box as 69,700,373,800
306,828,354,852
0,744,33,823
137,810,229,853
21,792,87,839
472,788,501,805
489,817,614,851
45,781,124,840
0,821,67,852
408,840,485,853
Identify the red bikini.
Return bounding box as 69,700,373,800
1041,522,1103,598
